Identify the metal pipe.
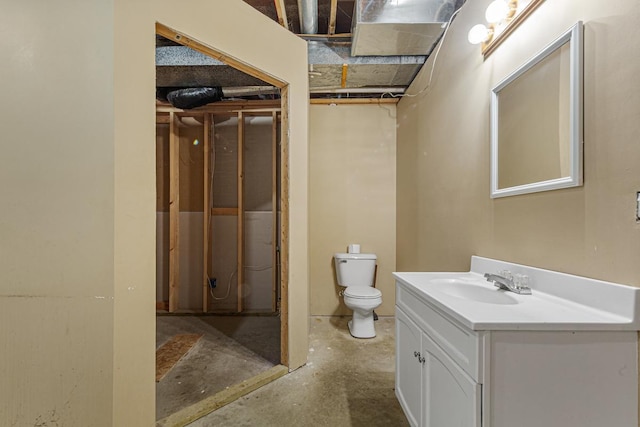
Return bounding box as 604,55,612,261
297,0,318,34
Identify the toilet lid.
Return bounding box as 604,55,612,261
344,287,382,299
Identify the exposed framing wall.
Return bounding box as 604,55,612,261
156,104,282,314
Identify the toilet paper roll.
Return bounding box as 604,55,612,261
348,244,360,254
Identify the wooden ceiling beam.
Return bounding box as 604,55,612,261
310,98,399,105
328,0,338,35
274,0,289,29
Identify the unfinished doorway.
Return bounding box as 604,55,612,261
154,23,290,423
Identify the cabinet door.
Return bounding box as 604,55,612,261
422,332,481,427
396,308,423,427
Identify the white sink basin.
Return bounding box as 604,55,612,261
393,256,640,331
430,278,520,305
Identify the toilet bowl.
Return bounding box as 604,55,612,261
343,286,382,338
334,252,382,338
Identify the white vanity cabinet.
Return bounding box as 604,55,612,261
394,257,640,427
396,288,481,427
395,309,422,427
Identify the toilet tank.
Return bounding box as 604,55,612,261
334,253,377,287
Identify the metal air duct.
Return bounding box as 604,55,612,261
297,0,318,34
351,0,463,56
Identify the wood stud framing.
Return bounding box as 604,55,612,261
202,114,211,313
211,207,239,216
237,111,245,313
274,0,289,29
271,111,278,313
168,112,180,313
310,97,399,105
279,87,290,366
341,64,348,88
328,0,338,35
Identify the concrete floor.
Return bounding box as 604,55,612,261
188,316,410,427
156,315,280,420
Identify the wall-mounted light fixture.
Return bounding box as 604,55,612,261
467,0,517,45
468,0,545,58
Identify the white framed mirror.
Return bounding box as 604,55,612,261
490,21,583,198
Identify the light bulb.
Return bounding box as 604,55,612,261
485,0,510,24
468,24,491,45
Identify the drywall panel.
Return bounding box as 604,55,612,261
309,104,397,316
244,116,274,211
157,124,170,211
0,1,116,425
208,212,275,312
210,215,238,312
179,125,205,212
157,212,215,311
244,212,275,312
396,1,640,287
211,115,274,211
177,213,204,310
0,297,114,425
157,213,170,303
0,7,115,300
212,117,239,208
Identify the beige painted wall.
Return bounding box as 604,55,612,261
0,1,116,425
1,1,309,425
309,104,397,316
396,0,640,290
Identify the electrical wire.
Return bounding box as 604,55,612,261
381,5,464,100
206,115,276,301
207,117,231,300
244,264,273,271
210,269,235,300
208,265,274,300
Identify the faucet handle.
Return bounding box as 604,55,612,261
499,269,513,281
513,273,530,290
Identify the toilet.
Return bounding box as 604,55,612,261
334,251,382,338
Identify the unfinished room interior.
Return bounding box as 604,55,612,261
2,0,640,426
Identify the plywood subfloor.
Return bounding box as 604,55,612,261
156,334,203,382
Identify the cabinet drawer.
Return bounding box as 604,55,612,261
396,281,483,382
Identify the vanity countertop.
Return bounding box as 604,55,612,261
393,256,640,331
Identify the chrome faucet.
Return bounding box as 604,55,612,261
484,271,532,295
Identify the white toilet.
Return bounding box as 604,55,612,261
334,251,382,338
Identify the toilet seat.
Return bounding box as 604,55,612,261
344,287,382,299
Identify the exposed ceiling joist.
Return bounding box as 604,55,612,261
274,0,289,28
154,1,466,102
328,0,338,35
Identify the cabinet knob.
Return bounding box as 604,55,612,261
414,351,419,358
420,356,426,364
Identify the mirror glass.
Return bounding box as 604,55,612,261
490,22,583,198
